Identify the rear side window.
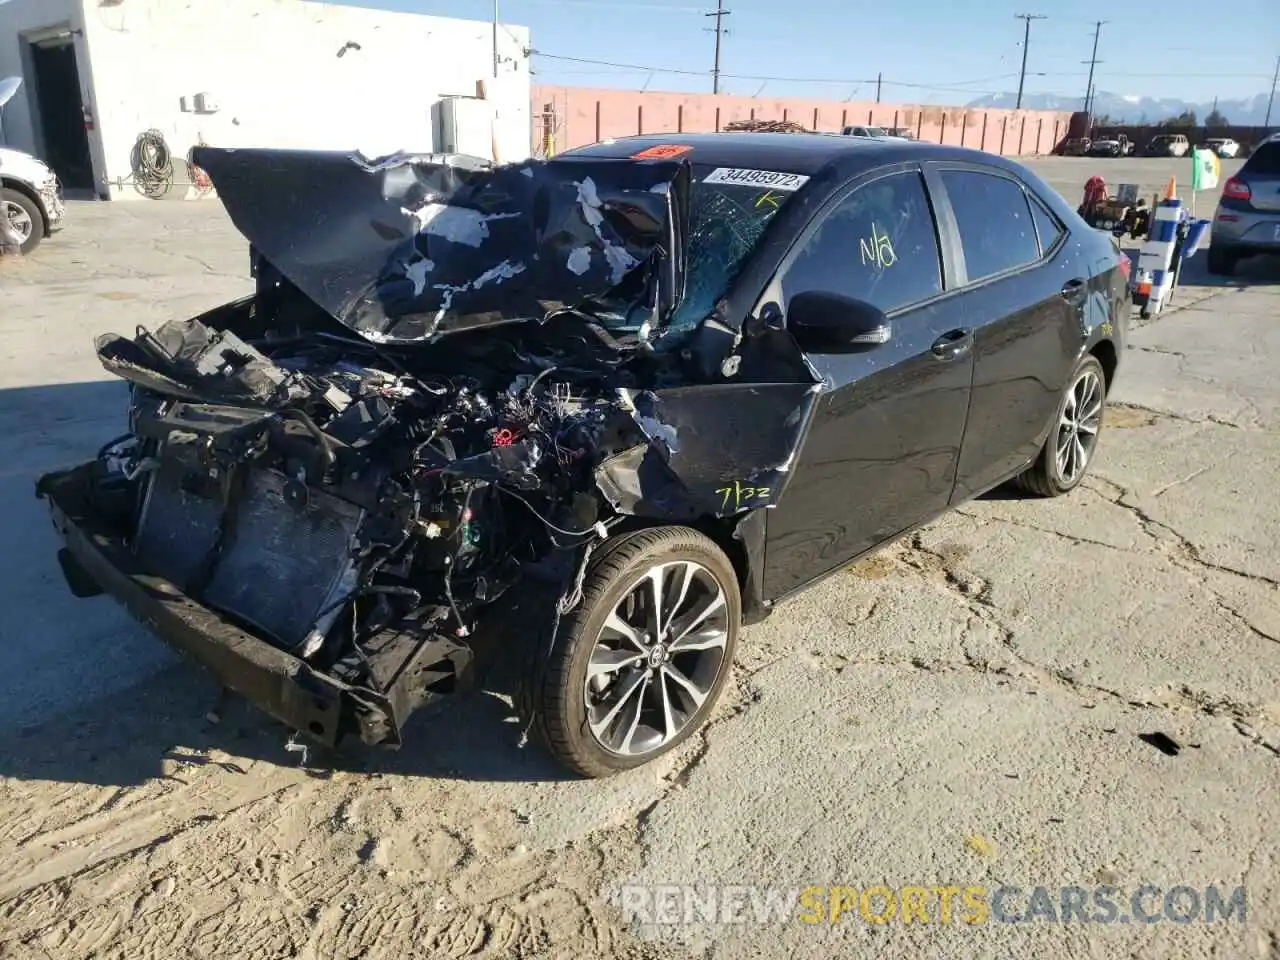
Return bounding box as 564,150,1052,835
782,171,942,314
1027,194,1065,255
1244,142,1280,175
940,169,1040,281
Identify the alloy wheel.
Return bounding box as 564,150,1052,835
584,560,729,757
1056,368,1103,485
3,200,32,240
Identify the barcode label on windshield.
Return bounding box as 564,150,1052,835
700,168,810,191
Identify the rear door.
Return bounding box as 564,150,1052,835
929,163,1083,501
760,167,975,600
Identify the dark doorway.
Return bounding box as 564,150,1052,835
29,39,94,191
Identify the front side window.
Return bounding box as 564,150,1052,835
940,169,1040,282
781,171,943,314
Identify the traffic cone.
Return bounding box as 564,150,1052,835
1165,176,1177,200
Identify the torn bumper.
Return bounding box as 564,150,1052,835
36,463,472,749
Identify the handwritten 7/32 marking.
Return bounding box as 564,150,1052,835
716,481,772,512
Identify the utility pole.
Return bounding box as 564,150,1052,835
1082,20,1106,114
706,0,731,94
876,72,882,103
1265,55,1280,131
1014,13,1047,110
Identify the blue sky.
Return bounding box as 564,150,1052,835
336,0,1277,105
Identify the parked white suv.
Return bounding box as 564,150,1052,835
1202,137,1240,159
1,146,65,253
841,125,887,138
1,76,66,254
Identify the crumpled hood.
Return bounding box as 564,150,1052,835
191,146,691,344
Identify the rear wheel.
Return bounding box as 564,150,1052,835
1,188,44,254
1015,356,1106,498
519,527,741,778
1207,245,1237,277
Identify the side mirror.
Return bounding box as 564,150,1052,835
786,291,892,351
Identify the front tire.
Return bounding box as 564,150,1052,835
1,188,45,254
1015,356,1106,498
521,527,741,778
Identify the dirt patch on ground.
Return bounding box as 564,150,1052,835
845,554,899,580
1105,405,1160,429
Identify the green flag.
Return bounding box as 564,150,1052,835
1191,147,1220,191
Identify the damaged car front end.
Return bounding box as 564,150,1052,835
37,146,818,772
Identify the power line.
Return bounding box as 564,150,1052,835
1082,20,1107,114
514,0,705,10
531,52,1021,92
1013,13,1047,109
532,51,708,77
529,50,1271,99
705,0,731,94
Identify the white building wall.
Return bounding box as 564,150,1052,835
78,0,531,200
0,0,82,156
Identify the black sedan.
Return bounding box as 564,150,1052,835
37,133,1128,777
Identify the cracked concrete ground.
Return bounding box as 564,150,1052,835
1,158,1277,960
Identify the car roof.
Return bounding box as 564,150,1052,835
561,132,1020,179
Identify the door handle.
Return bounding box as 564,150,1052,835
1061,278,1088,304
931,328,973,361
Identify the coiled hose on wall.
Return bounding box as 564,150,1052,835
130,129,174,198
127,129,216,198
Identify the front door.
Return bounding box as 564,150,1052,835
760,168,975,601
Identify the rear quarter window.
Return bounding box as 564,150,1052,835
1027,194,1065,255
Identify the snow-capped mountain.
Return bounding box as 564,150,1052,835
966,90,1273,125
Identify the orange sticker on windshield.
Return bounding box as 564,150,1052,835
630,144,693,160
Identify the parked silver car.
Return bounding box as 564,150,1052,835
1209,134,1280,275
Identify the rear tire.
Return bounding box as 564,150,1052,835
518,527,741,778
1015,355,1107,498
1,188,44,255
1207,245,1236,277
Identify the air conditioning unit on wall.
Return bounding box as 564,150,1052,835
438,96,496,158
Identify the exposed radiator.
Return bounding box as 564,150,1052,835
135,467,363,650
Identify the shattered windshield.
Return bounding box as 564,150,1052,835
588,163,795,339
662,165,794,335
